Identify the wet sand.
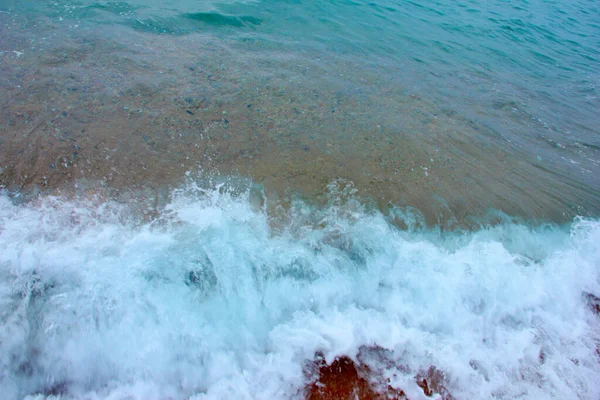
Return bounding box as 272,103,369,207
1,10,599,227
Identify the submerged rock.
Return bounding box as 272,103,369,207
304,352,407,400
416,367,454,400
185,261,218,293
303,348,455,399
583,292,600,315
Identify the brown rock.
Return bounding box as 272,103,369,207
415,367,454,400
304,352,407,400
303,348,456,399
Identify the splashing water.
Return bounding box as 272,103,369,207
0,183,599,399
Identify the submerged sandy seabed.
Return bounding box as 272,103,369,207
0,10,599,227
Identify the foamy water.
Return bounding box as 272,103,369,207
1,184,599,399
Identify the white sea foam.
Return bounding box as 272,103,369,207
0,184,599,399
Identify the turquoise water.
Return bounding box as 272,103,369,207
4,0,597,190
1,1,600,399
24,0,600,139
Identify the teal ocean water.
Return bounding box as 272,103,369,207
20,0,600,140
0,1,599,399
5,0,599,139
2,0,598,216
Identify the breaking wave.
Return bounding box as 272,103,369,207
1,183,599,399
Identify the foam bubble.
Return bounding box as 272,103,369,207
0,186,599,399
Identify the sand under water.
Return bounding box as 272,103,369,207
1,2,598,226
1,0,599,399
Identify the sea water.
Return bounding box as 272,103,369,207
1,183,599,399
0,0,599,398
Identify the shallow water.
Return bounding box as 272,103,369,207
1,0,599,223
0,0,599,399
